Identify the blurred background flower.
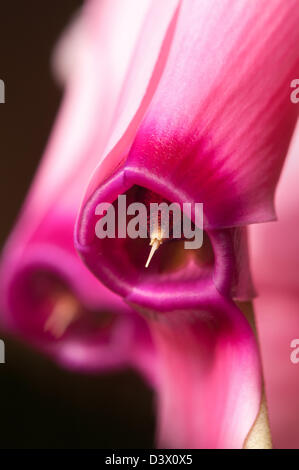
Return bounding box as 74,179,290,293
0,0,155,449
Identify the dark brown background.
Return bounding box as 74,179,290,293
0,1,154,449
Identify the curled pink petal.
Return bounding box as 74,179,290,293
140,294,262,449
77,171,255,310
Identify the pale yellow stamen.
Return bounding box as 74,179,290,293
145,234,163,268
44,293,81,338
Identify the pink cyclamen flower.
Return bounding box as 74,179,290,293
75,0,299,448
0,0,157,382
250,122,299,449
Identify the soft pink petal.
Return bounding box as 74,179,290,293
250,121,299,448
83,0,180,201
146,295,262,449
124,0,299,229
